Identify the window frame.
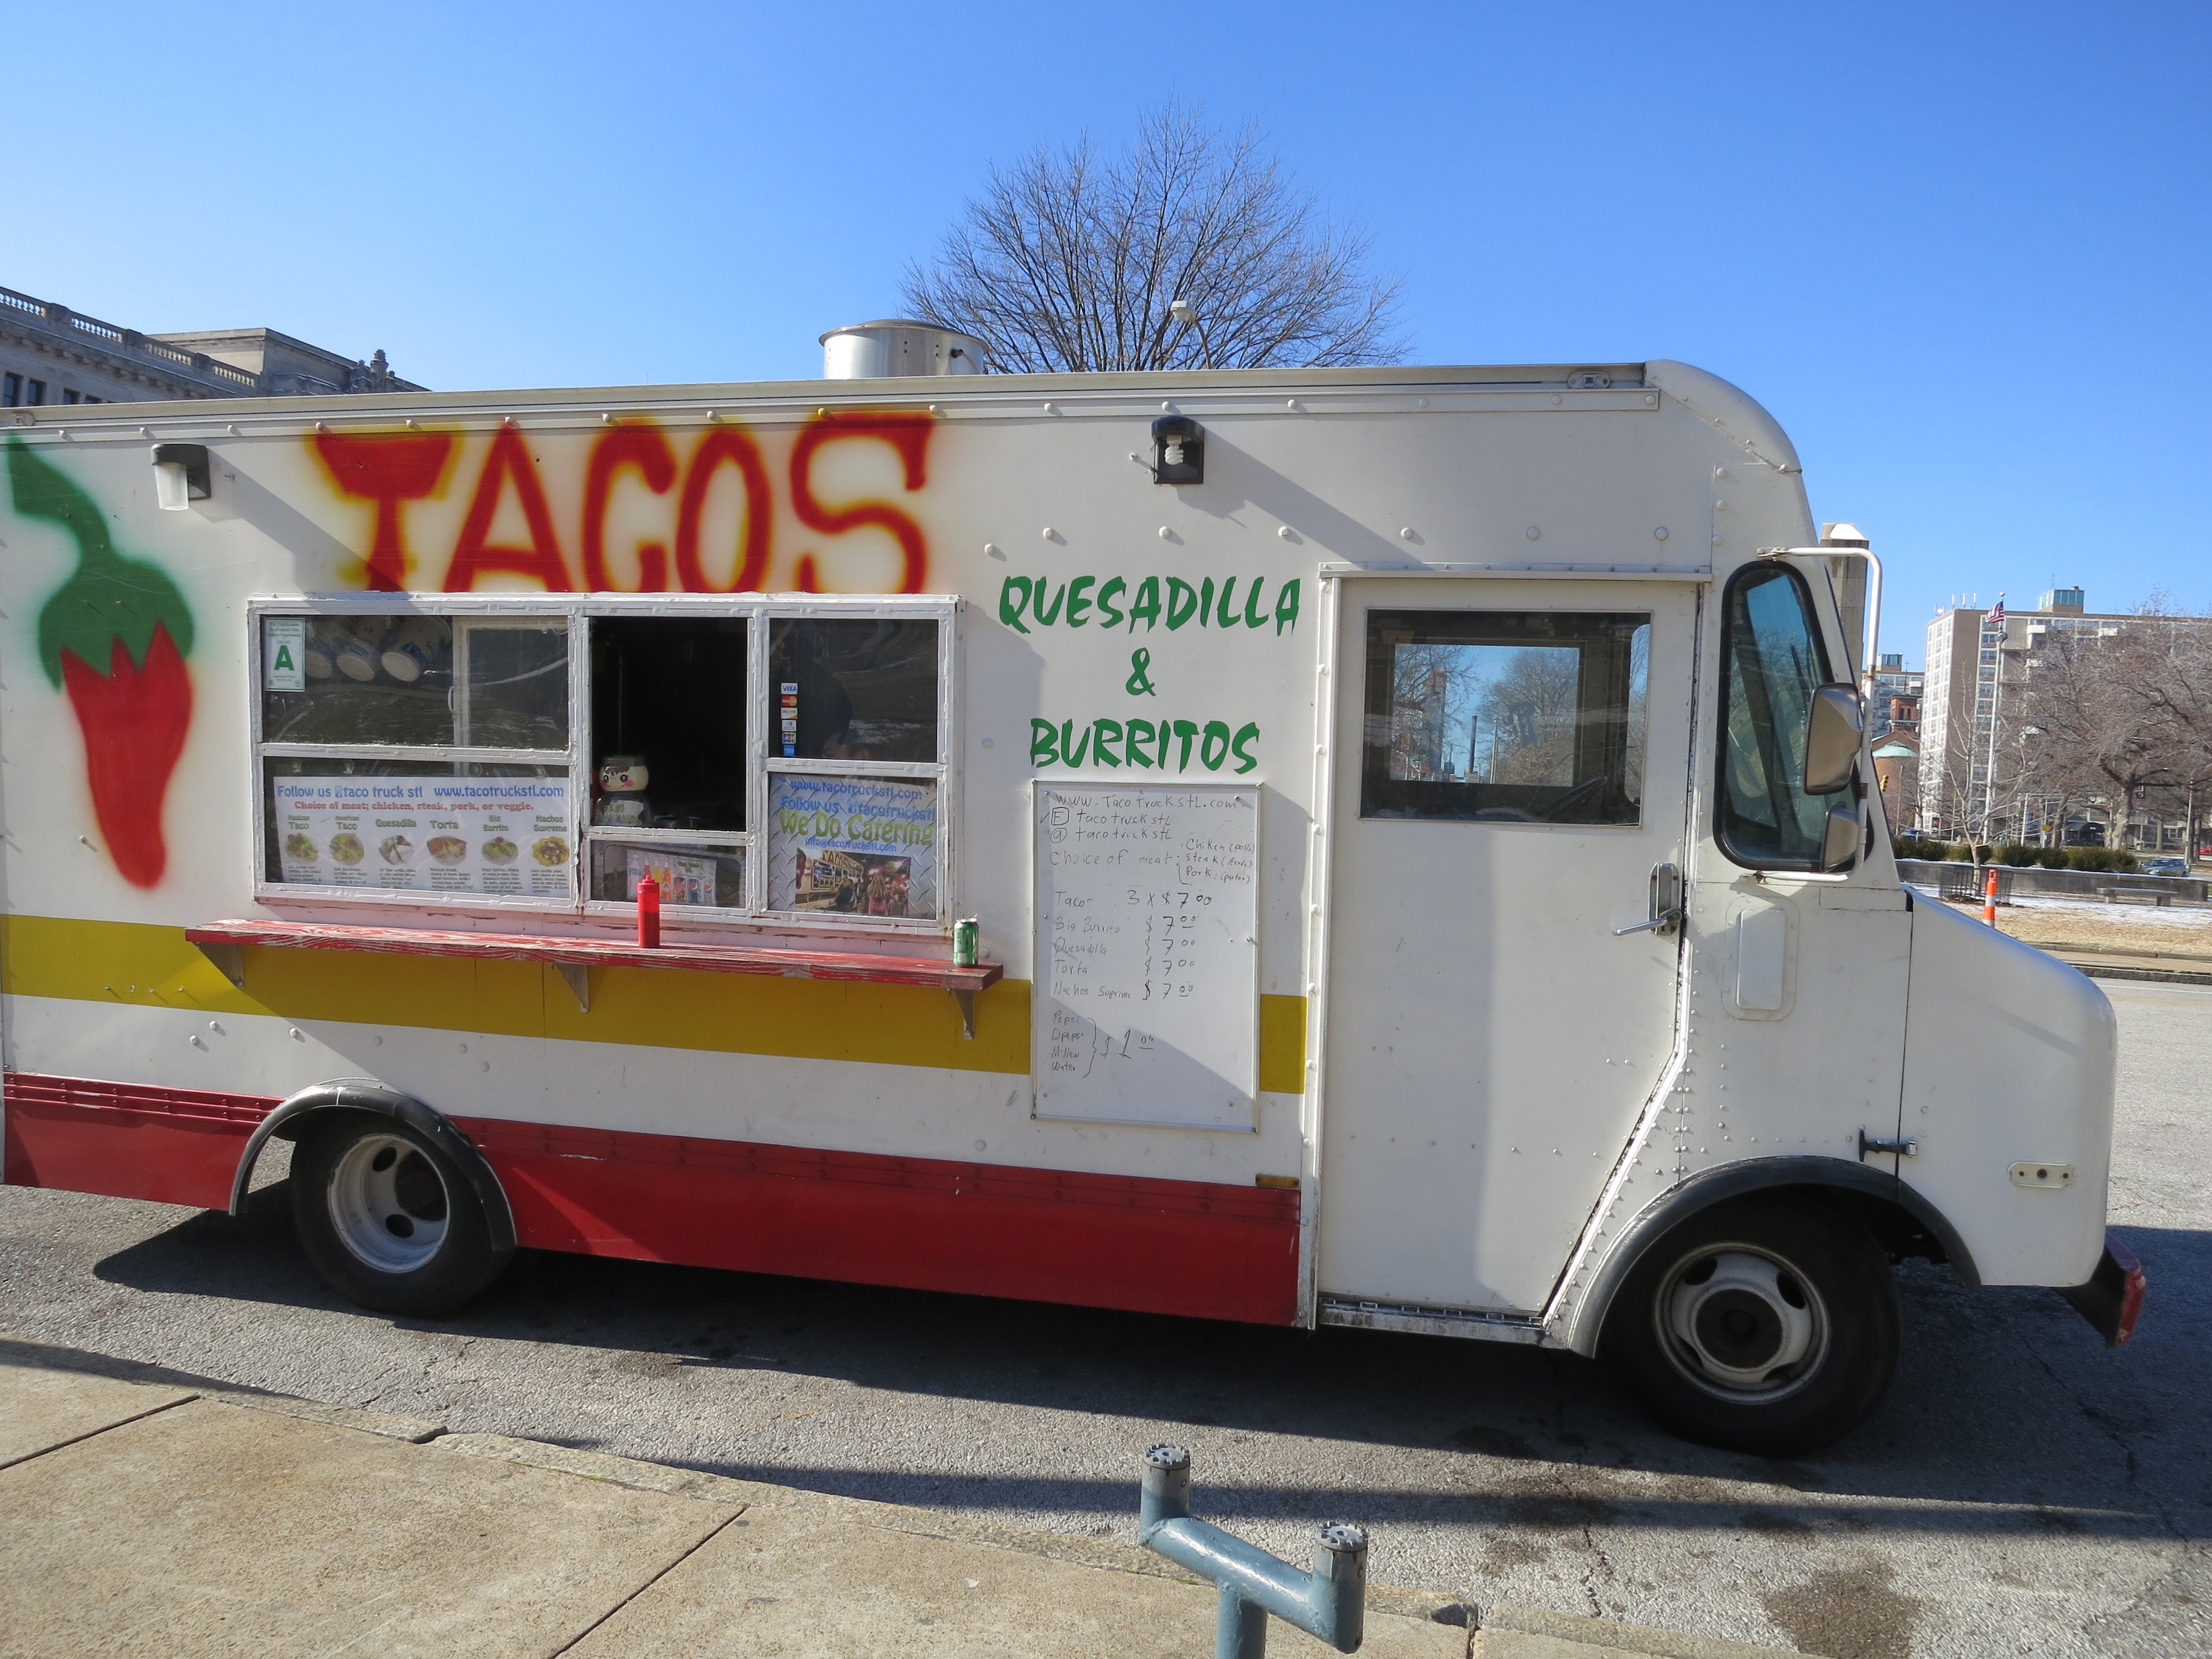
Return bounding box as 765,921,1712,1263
1712,561,1843,873
247,592,958,935
1356,605,1655,827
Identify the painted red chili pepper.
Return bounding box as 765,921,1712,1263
7,437,197,888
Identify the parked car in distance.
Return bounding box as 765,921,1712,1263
2140,856,2190,877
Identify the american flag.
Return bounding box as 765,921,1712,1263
1988,596,2006,628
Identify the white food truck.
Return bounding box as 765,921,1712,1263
0,328,2141,1453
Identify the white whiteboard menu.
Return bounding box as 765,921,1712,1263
1033,784,1259,1130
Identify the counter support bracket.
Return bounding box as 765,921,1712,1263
196,940,247,990
952,987,977,1040
556,962,591,1013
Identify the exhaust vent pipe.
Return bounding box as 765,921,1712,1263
820,320,988,379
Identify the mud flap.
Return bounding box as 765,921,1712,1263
2058,1229,2146,1348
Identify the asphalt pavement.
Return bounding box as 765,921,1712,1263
2,979,2205,1659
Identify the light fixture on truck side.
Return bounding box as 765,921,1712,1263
150,444,210,510
1151,415,1204,485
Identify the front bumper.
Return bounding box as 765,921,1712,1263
2059,1230,2147,1348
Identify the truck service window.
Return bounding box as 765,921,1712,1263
587,617,749,907
1716,565,1834,869
765,617,943,920
1360,610,1650,824
251,598,952,926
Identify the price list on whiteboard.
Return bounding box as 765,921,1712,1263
1032,784,1259,1130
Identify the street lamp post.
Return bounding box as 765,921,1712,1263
1168,297,1217,369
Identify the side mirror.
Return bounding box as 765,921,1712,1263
1819,804,1862,872
1804,684,1863,795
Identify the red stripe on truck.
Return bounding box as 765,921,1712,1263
0,1074,1301,1325
458,1117,1301,1327
3,1073,271,1209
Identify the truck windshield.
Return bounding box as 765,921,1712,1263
1717,564,1833,867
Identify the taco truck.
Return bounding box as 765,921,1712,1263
0,327,2142,1453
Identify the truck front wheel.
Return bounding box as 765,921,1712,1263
290,1112,509,1316
1600,1196,1899,1456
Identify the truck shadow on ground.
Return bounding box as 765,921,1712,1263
88,1181,2204,1547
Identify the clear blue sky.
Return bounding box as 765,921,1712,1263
8,2,2204,663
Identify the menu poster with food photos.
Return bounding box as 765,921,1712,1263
273,777,571,896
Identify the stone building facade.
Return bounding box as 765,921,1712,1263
1,284,422,408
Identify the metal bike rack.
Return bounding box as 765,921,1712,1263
1136,1443,1368,1657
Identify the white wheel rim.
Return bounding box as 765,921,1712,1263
326,1133,450,1273
1657,1243,1828,1402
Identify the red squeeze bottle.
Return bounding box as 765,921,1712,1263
636,874,662,948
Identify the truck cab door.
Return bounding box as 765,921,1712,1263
1684,556,1911,1191
1314,577,1698,1315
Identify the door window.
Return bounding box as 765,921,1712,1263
1717,564,1832,868
1360,609,1650,824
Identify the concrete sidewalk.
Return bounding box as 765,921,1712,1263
0,1337,1799,1658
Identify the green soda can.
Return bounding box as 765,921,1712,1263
953,917,979,967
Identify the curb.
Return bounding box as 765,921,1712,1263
0,1336,445,1442
0,1332,443,1441
2049,956,2212,987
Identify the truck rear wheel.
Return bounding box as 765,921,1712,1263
290,1112,509,1316
1600,1196,1898,1456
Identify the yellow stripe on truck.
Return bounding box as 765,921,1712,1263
0,916,1310,1091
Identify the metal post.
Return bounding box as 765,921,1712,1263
1137,1444,1368,1658
1218,1589,1269,1657
1981,602,2005,843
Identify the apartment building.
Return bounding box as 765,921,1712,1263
1917,587,2212,840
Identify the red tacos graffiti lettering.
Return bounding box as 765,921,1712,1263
314,414,936,596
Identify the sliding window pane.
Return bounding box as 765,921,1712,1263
769,618,938,762
589,839,747,907
263,758,570,896
459,620,569,749
260,615,455,747
766,773,938,917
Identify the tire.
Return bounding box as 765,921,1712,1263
289,1110,510,1316
1600,1194,1899,1457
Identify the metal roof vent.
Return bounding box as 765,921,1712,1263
820,320,988,379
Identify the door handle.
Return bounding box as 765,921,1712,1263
1615,861,1683,937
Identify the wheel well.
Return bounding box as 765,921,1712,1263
1561,1156,1979,1355
229,1081,515,1255
1823,1186,1952,1268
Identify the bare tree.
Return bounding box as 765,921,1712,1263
902,103,1406,373
2015,622,2188,846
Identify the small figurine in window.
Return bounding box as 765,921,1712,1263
594,755,653,828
